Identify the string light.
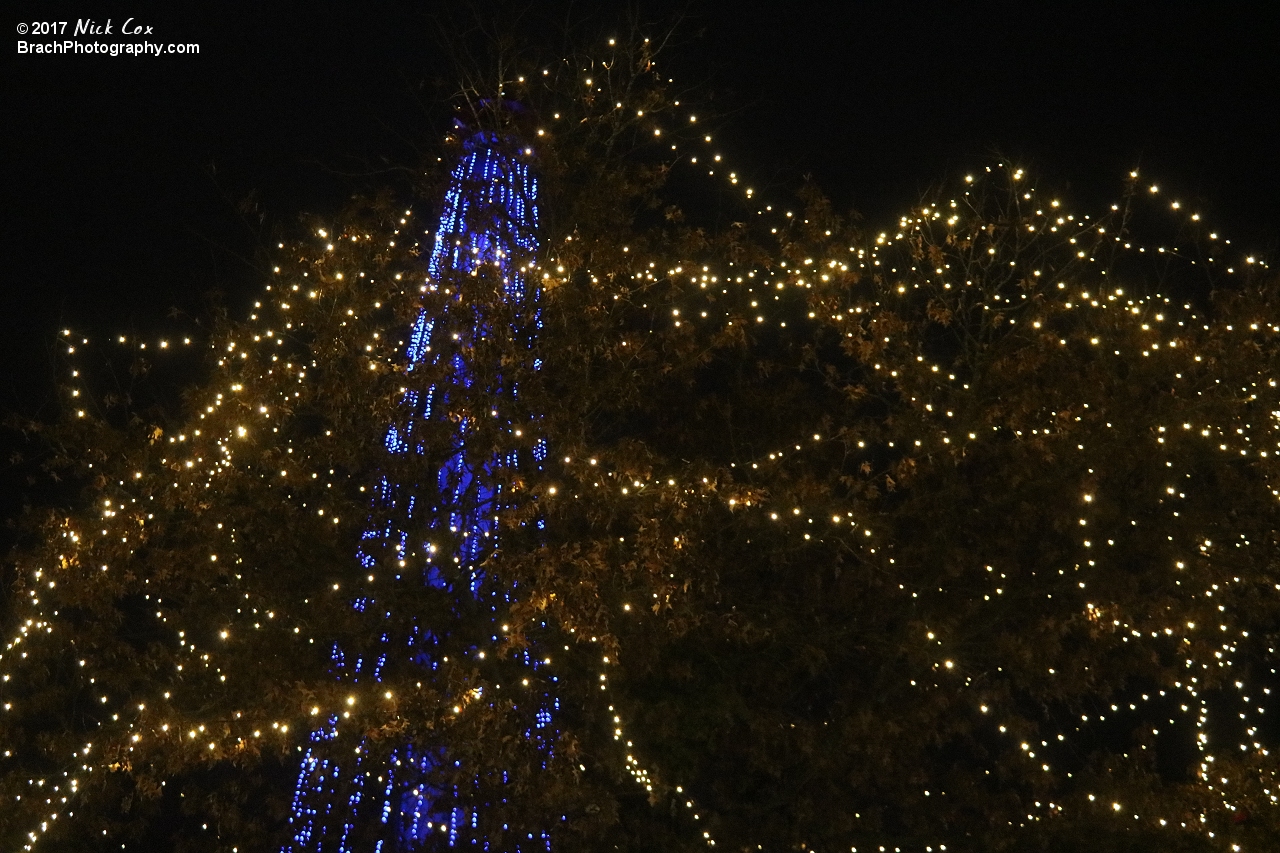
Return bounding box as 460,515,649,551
3,34,1276,853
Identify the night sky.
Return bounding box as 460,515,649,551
6,2,1278,413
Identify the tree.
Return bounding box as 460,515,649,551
4,30,1278,853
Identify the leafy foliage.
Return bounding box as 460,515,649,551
3,32,1278,853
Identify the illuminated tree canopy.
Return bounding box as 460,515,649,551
3,31,1278,853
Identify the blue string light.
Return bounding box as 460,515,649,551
283,127,549,851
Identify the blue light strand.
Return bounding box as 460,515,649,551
283,129,551,851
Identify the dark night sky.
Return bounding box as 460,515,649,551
6,1,1278,413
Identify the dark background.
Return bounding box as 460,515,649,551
5,1,1278,414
